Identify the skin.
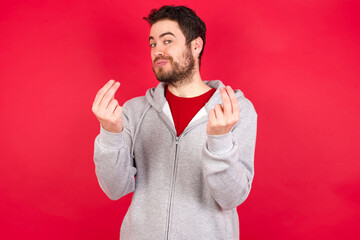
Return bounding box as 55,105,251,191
92,19,240,135
150,20,210,97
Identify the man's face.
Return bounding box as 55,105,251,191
149,19,195,86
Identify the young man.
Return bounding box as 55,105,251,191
92,5,257,240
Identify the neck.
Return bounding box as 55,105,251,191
167,71,211,98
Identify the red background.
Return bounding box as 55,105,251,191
1,0,359,239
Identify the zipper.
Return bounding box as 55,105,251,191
161,113,208,239
165,136,179,240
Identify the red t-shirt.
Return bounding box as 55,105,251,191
165,86,216,137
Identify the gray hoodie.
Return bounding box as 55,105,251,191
94,80,257,240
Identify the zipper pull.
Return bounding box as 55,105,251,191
175,136,179,145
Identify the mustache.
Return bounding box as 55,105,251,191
154,56,173,63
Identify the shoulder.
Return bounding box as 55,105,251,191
237,94,257,117
123,95,148,109
122,96,150,121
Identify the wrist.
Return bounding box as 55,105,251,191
206,131,233,154
99,125,124,148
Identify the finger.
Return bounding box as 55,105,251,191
106,99,119,115
214,104,224,120
220,87,232,117
99,81,121,110
226,86,240,119
113,106,124,132
114,105,123,117
93,80,115,108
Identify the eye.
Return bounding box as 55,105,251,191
150,43,156,48
164,40,172,44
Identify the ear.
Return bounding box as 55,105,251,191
191,37,203,57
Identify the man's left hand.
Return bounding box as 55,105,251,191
207,86,240,135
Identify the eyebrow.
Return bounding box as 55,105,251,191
149,32,176,41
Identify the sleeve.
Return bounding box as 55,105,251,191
93,106,137,200
201,99,257,210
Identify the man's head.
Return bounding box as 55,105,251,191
143,5,206,86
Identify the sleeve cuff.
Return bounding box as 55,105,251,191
206,131,233,154
99,125,125,149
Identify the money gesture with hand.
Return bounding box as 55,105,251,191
92,80,123,133
207,86,240,135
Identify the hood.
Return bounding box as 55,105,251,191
145,80,244,113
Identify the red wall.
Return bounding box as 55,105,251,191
1,0,359,239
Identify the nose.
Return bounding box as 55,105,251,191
152,45,165,58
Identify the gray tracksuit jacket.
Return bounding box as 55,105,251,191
94,80,257,240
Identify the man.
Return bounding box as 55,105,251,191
92,5,257,240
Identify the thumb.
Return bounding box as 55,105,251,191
208,109,216,122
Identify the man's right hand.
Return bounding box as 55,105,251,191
92,80,124,133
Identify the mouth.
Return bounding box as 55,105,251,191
154,60,168,67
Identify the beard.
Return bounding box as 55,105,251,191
152,45,195,87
